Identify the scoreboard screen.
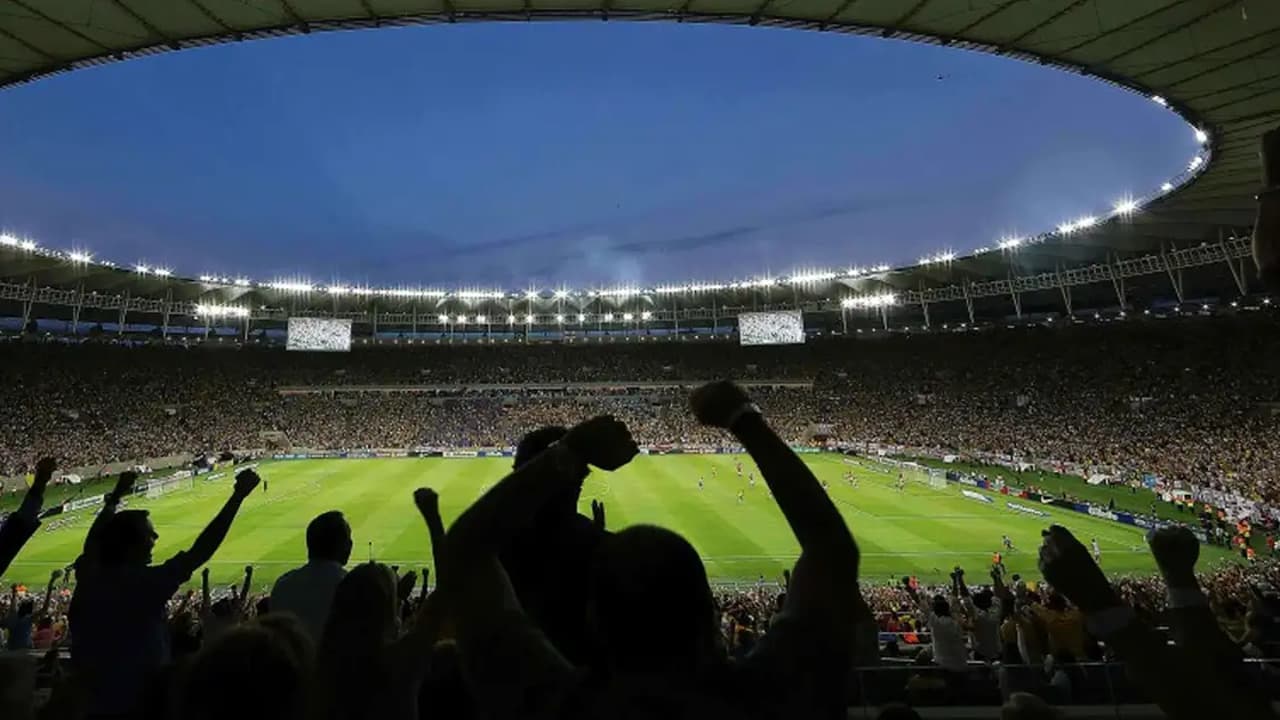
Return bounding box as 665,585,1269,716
739,311,805,346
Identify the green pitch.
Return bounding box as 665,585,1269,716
3,454,1240,591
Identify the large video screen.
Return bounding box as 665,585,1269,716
287,317,353,352
739,310,805,346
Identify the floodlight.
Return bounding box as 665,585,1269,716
507,314,516,323
476,315,487,324
1161,182,1174,192
641,311,652,320
603,313,614,322
623,313,634,321
69,251,93,264
135,264,151,274
438,314,448,323
1151,95,1167,106
555,314,564,323
577,313,586,322
1194,128,1208,144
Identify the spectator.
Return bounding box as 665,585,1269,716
69,468,261,717
270,510,353,641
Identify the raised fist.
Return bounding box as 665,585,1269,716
113,470,139,499
34,457,57,478
413,487,439,516
689,381,754,429
49,569,62,583
1038,525,1118,613
243,565,254,577
233,468,261,497
564,415,638,471
1147,526,1200,587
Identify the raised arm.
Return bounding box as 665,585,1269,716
178,470,260,574
412,488,447,586
80,471,138,563
234,565,254,618
441,416,636,711
200,567,211,620
1148,526,1268,710
690,381,863,626
0,458,57,576
1039,525,1273,720
40,569,61,617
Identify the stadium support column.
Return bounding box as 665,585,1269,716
20,276,36,329
1007,270,1022,319
879,305,889,330
1056,264,1073,317
371,303,379,338
242,313,251,342
918,285,931,329
1220,228,1249,296
711,296,718,335
411,305,418,336
1108,253,1126,309
840,305,848,334
962,280,975,325
1161,242,1185,304
71,283,85,335
161,288,173,339
118,290,130,336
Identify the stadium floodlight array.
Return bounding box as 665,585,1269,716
918,251,957,265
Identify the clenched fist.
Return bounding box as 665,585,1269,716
564,415,638,471
689,380,755,429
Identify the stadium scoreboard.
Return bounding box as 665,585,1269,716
286,317,353,352
738,310,805,346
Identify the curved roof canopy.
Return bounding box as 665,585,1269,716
0,0,1276,309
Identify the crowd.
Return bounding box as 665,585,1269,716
4,314,1280,512
1,382,1278,720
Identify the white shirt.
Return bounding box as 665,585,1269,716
270,560,347,641
969,596,1003,660
924,610,969,672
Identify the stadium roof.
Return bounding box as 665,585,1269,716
0,0,1276,321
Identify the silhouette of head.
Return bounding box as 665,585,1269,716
306,511,352,565
100,509,157,566
589,524,722,674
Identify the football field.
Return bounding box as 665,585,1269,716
3,454,1239,590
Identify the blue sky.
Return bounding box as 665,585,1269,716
0,22,1195,288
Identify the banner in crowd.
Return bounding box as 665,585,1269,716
961,490,993,504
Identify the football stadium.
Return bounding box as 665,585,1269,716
2,1,1280,717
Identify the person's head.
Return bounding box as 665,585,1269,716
100,509,157,566
973,589,995,611
931,595,951,617
16,599,34,617
306,511,352,565
589,524,722,674
320,562,399,651
179,615,315,720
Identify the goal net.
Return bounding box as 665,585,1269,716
859,456,948,490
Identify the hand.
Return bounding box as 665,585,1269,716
689,381,754,429
233,469,261,497
202,567,210,581
413,487,439,517
112,471,139,500
591,499,606,530
397,570,418,602
1147,526,1200,587
1038,525,1119,613
34,457,57,481
243,565,254,578
48,569,62,584
564,415,638,471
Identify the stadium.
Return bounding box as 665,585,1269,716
1,1,1280,718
